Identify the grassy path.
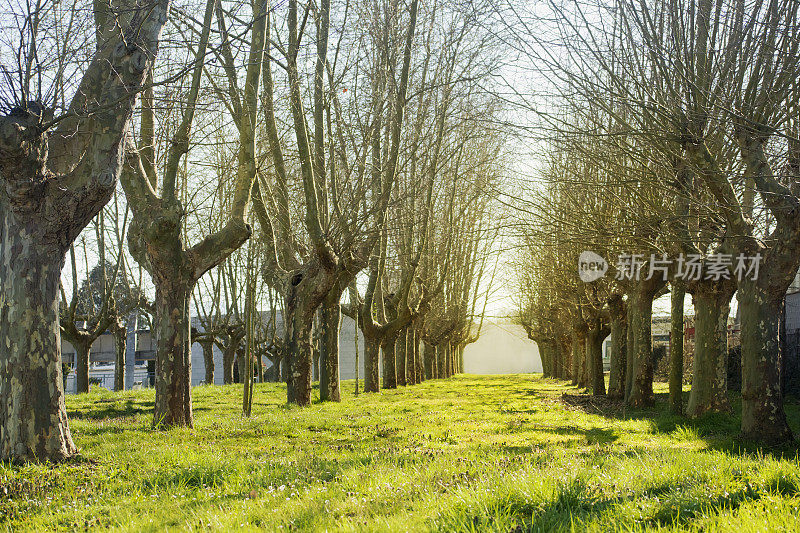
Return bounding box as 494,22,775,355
3,375,800,531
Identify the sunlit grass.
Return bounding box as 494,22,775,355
3,375,800,531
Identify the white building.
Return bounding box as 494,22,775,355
463,320,542,374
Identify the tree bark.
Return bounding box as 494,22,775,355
738,283,793,443
436,345,447,379
577,336,589,387
571,327,583,386
113,319,126,391
397,328,408,386
607,297,627,399
627,280,662,408
223,342,236,384
0,226,77,462
625,308,635,400
152,281,193,427
75,339,91,394
669,283,685,414
198,337,215,385
424,341,436,379
364,335,381,392
587,322,606,396
415,330,425,383
285,281,314,406
381,333,398,389
687,282,733,417
319,296,341,401
0,0,170,462
407,327,417,385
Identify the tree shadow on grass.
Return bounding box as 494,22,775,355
558,389,800,458
69,399,154,420
69,400,213,421
451,472,800,532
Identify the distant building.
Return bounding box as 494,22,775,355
463,320,542,374
61,313,366,393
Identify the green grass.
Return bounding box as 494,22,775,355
4,375,800,531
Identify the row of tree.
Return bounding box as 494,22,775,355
512,0,800,445
0,0,503,463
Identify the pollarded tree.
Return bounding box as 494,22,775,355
0,0,170,462
121,0,263,427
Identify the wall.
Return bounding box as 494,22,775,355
463,321,542,374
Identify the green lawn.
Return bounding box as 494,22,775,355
4,375,800,531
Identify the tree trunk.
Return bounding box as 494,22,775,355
669,283,685,414
153,282,193,428
627,285,656,407
571,328,582,386
424,341,436,379
738,283,793,443
381,333,398,389
319,297,341,401
587,323,605,396
75,340,91,394
364,335,381,392
237,348,247,384
607,299,627,399
407,328,417,385
198,337,215,385
113,320,126,391
415,330,425,383
687,283,732,417
556,338,566,379
577,336,589,387
0,226,77,462
285,288,313,406
625,309,635,400
436,345,447,379
223,342,236,384
397,329,408,386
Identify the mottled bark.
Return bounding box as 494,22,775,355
739,284,792,443
0,0,170,462
607,297,627,399
627,283,659,408
319,297,341,401
285,281,314,406
0,222,77,462
687,283,732,417
669,283,685,414
153,282,193,427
